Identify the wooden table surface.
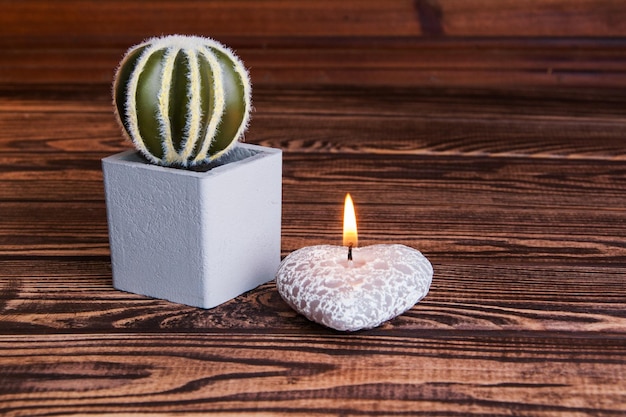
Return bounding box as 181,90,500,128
2,1,626,416
1,83,625,416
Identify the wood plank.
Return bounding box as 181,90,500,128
439,0,626,37
4,39,626,87
2,0,625,48
241,39,626,88
0,334,624,416
0,0,421,47
2,85,626,158
1,261,625,334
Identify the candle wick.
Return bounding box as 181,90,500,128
347,244,353,262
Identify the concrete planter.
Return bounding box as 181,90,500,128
102,143,282,309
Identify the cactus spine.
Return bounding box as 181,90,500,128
113,35,251,167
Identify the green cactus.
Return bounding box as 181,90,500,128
113,35,252,167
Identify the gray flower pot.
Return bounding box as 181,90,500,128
102,143,282,309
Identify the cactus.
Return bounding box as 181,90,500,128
113,35,251,167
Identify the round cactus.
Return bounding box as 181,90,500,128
113,35,252,167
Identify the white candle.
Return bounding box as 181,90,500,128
276,194,433,331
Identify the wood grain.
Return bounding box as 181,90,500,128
1,334,625,416
2,0,625,46
2,1,626,87
4,38,626,88
2,262,626,336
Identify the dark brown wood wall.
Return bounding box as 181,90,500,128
2,0,626,88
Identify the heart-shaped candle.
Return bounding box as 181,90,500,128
276,194,433,331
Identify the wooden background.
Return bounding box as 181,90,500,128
3,0,626,88
1,1,626,416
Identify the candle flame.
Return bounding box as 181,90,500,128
343,193,358,248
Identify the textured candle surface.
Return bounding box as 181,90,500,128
276,244,433,331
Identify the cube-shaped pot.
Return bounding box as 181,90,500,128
102,143,282,309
